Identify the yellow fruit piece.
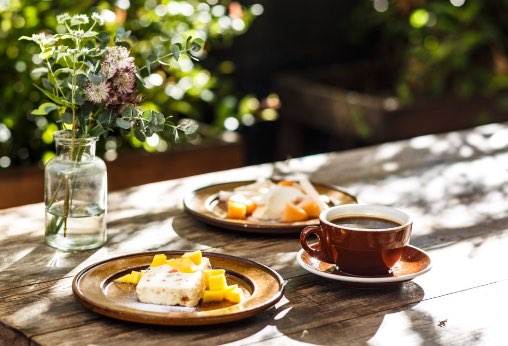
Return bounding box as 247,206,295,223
204,269,226,288
224,284,238,293
277,180,295,187
225,287,244,303
166,258,179,267
115,273,132,283
208,273,227,291
182,250,203,265
150,254,167,267
229,194,257,215
298,198,321,218
282,203,309,222
227,200,247,219
202,289,225,303
130,270,142,284
167,257,198,273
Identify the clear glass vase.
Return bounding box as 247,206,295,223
45,130,107,251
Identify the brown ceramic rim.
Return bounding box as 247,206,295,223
72,251,285,326
183,180,358,234
320,204,412,232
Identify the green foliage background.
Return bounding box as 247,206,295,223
0,0,263,168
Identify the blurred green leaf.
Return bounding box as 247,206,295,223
31,102,58,115
116,118,131,129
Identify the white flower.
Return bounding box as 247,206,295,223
31,33,47,43
84,80,111,104
31,33,57,46
71,29,85,39
56,13,70,24
91,12,105,25
70,14,89,26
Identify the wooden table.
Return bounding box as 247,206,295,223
2,123,508,345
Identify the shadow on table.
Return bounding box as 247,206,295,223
271,281,427,345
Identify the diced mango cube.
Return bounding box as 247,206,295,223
166,258,179,267
298,198,321,218
182,250,203,265
166,257,199,273
208,273,228,291
114,273,132,283
202,289,225,303
224,284,238,293
150,254,167,267
277,180,295,187
225,287,244,303
204,269,226,288
227,200,247,219
282,203,308,222
130,270,142,284
229,194,257,215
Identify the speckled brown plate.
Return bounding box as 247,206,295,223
296,245,432,288
183,180,357,234
72,251,284,326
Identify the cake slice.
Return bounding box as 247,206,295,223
136,257,211,307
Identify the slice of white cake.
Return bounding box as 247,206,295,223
136,257,211,307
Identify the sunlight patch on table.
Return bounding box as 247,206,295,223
369,311,424,345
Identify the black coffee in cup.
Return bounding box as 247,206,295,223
329,215,401,230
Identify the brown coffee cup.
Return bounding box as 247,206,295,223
300,204,412,276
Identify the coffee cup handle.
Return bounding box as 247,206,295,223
300,225,329,262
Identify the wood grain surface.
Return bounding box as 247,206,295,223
1,123,508,345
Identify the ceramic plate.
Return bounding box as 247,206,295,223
73,251,285,326
296,245,432,287
183,180,357,234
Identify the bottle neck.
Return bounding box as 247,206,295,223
53,131,97,161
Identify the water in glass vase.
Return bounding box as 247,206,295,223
45,200,106,251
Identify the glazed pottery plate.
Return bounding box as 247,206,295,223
296,245,432,287
73,251,285,326
183,180,357,234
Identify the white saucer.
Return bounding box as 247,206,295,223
296,245,432,287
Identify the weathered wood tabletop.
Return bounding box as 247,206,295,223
2,123,508,345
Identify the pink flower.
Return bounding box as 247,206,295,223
112,68,136,95
84,80,111,104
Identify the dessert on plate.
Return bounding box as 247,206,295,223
114,251,244,307
219,177,327,222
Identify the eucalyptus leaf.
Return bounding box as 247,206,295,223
89,126,105,137
115,27,131,41
191,38,204,52
183,122,199,135
42,78,53,90
88,73,102,85
31,102,58,115
74,92,85,106
171,45,180,61
185,36,193,50
116,118,132,129
61,112,74,124
32,67,49,75
186,52,200,61
134,128,146,142
98,111,112,126
122,107,136,119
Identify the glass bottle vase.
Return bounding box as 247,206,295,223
45,130,107,251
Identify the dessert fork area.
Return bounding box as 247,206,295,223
2,122,508,345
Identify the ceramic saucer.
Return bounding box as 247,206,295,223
296,245,432,287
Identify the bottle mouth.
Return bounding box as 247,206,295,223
53,130,98,144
